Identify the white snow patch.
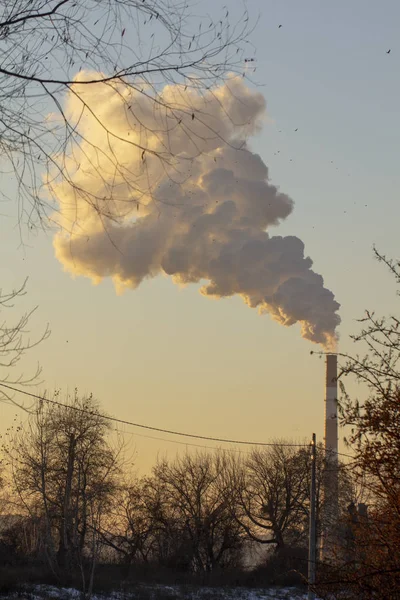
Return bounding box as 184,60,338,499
4,584,313,600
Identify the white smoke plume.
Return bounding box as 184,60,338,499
52,75,340,347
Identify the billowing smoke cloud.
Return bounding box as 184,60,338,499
52,75,340,347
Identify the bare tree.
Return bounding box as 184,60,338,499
315,249,400,599
6,390,122,590
0,0,254,228
97,476,160,570
230,444,311,553
0,279,49,408
148,451,244,573
338,250,400,515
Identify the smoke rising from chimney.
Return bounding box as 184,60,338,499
52,74,340,347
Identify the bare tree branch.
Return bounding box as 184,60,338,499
0,0,256,229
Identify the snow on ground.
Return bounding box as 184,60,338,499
3,583,311,600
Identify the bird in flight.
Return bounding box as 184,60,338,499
386,49,391,54
294,128,298,132
278,24,282,28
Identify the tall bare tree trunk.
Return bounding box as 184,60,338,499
58,433,76,579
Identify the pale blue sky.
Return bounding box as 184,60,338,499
0,0,399,471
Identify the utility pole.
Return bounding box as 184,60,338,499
308,433,317,600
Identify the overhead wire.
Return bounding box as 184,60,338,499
112,424,251,454
0,382,311,448
0,382,358,460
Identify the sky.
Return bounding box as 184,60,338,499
0,0,399,473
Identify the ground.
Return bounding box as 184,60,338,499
3,584,312,600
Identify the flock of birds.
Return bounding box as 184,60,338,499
267,23,392,172
259,22,387,237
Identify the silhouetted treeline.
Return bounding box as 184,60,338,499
0,391,356,597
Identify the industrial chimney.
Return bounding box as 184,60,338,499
322,353,339,561
325,354,338,462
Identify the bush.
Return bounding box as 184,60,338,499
0,564,58,596
245,546,308,588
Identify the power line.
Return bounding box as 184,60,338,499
114,426,251,454
0,383,356,458
0,382,310,448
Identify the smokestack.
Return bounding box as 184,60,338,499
325,354,338,462
322,354,339,561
